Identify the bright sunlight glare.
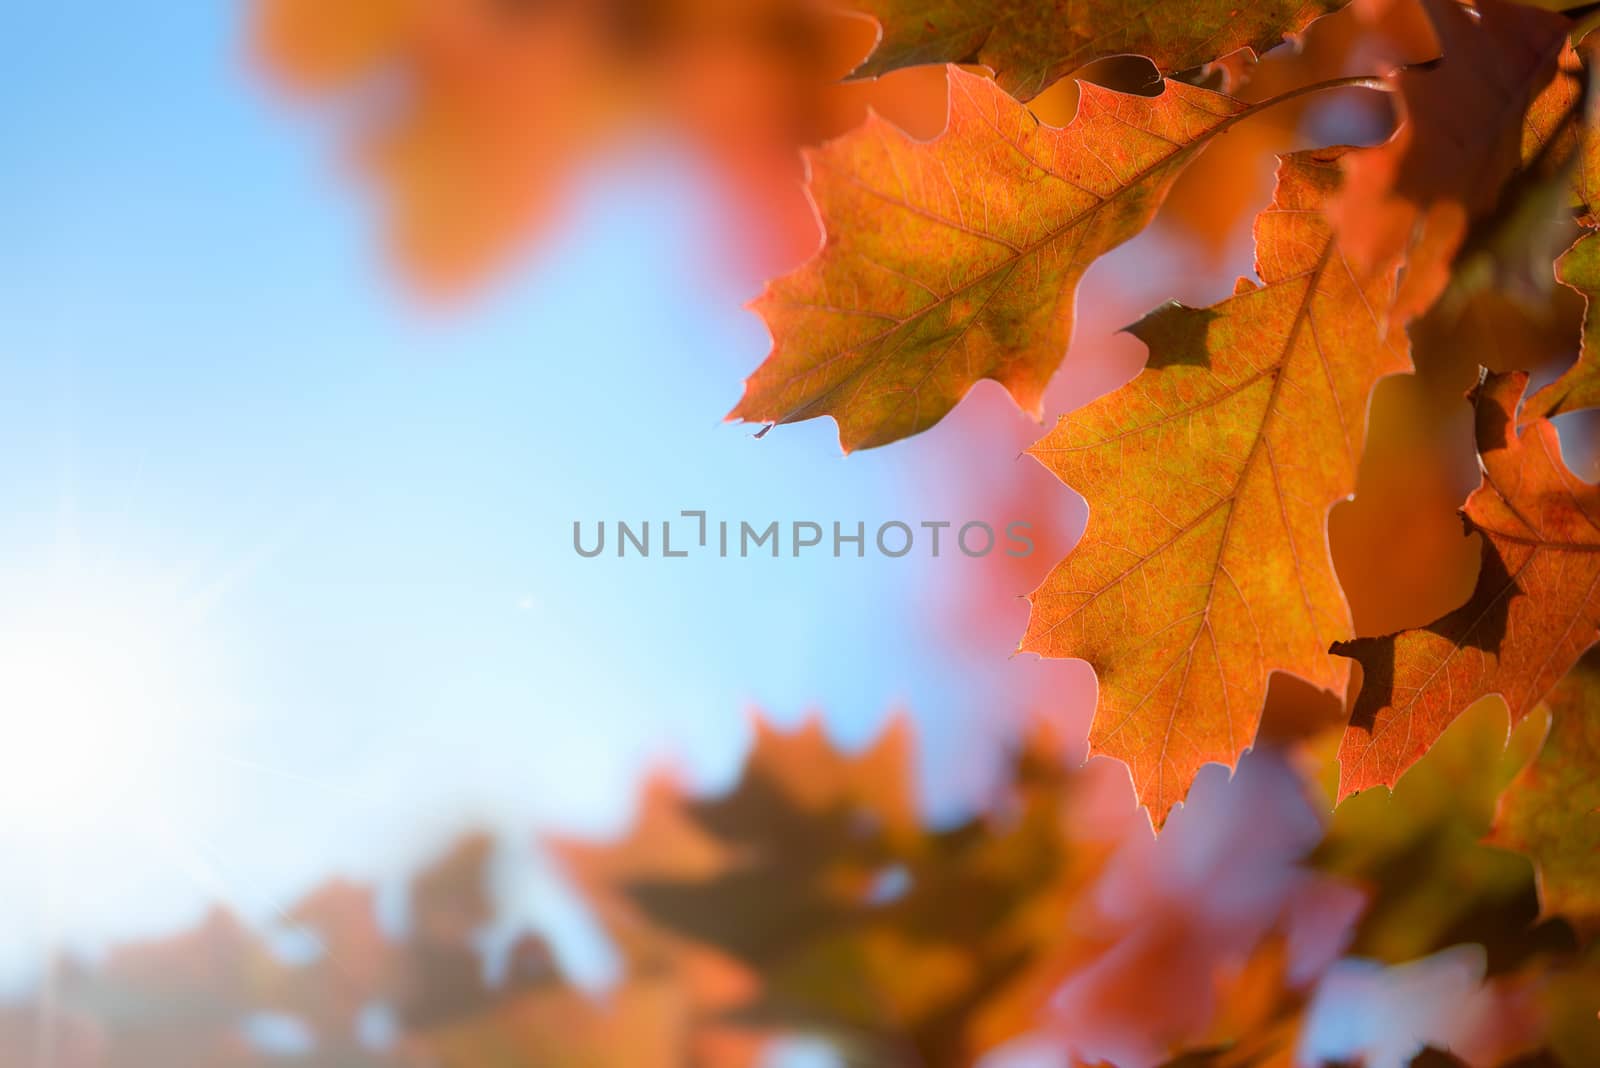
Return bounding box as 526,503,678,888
0,621,163,837
0,561,196,848
0,531,280,989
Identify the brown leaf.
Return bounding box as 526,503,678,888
554,714,1105,1068
1329,0,1570,324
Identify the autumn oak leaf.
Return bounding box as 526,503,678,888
1490,648,1600,941
1334,370,1600,800
1020,147,1406,828
845,0,1349,101
732,66,1253,452
1017,151,1408,824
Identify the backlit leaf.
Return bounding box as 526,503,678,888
1021,148,1407,827
1334,370,1600,799
732,66,1252,452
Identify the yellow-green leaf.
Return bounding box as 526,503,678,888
1492,648,1600,940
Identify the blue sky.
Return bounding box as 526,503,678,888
0,1,1074,983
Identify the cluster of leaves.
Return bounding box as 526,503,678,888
3,831,691,1068
9,710,1600,1065
726,0,1600,897
247,0,1600,1064
737,0,1600,833
255,0,1600,831
1,837,630,1066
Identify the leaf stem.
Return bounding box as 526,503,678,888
1181,73,1389,148
1242,74,1392,122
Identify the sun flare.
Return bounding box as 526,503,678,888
0,566,192,848
0,532,281,976
0,626,164,837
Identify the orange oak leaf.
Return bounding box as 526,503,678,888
1333,370,1600,800
1329,0,1569,324
1490,647,1600,941
1021,148,1408,828
844,0,1350,100
731,66,1259,453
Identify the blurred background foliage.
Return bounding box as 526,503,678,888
2,0,1599,1065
